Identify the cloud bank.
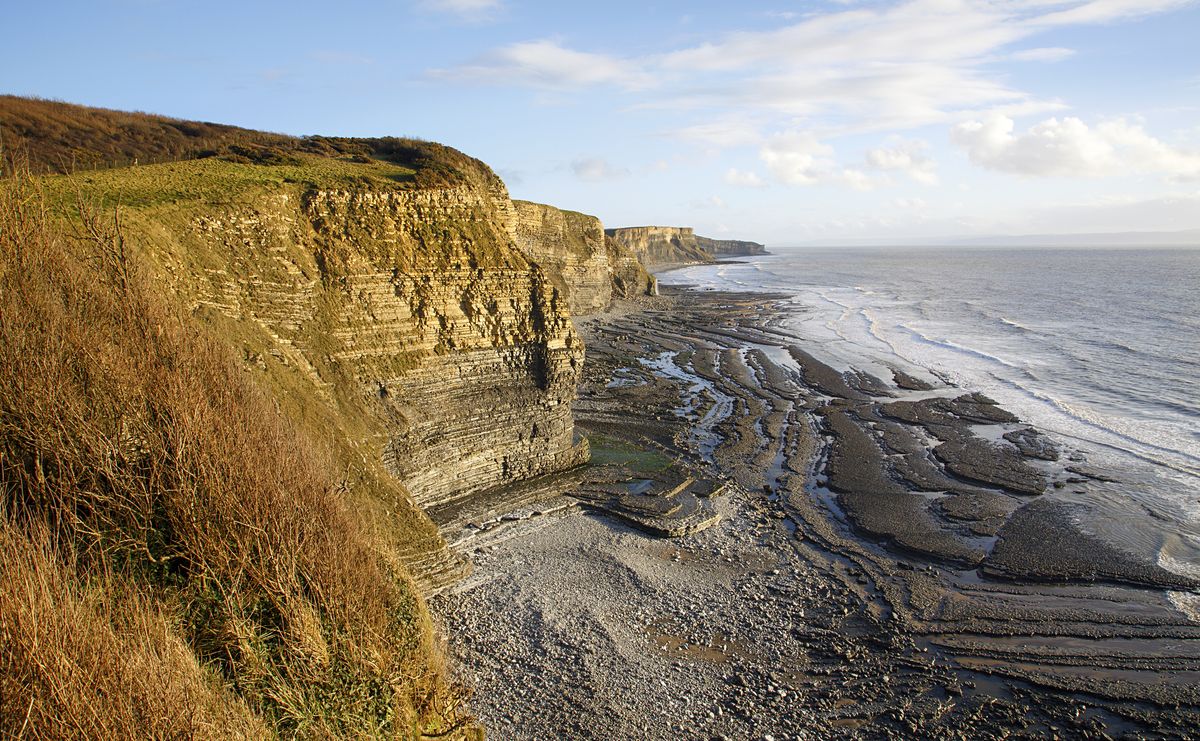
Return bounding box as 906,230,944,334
428,0,1195,189
952,115,1200,180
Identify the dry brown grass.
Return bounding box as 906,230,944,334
0,521,268,739
0,162,470,737
1,96,500,191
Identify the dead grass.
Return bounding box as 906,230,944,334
0,163,471,737
1,95,500,192
0,521,268,739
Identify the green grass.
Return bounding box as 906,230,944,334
38,155,418,211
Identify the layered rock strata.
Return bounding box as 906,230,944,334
605,225,766,268
695,235,767,257
605,226,713,268
511,200,655,315
133,165,611,589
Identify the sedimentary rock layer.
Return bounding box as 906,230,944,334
127,164,613,589
695,235,767,257
605,225,766,268
511,200,655,315
605,226,714,268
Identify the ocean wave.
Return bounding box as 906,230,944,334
1075,334,1181,366
982,372,1200,478
1168,591,1200,623
860,308,908,357
857,310,1200,475
998,316,1035,333
891,323,1028,374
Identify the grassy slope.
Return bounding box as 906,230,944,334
1,95,496,190
0,94,295,172
0,100,498,738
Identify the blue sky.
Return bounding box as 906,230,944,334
5,0,1200,244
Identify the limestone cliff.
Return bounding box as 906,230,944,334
605,226,712,269
695,235,767,257
606,226,766,269
512,200,655,315
83,154,602,592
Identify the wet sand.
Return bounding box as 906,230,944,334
433,287,1200,739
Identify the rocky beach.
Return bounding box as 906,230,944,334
8,3,1200,727
434,286,1200,740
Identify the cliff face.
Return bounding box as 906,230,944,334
695,235,767,257
604,226,712,269
304,188,589,513
512,200,655,315
95,158,604,591
606,226,766,269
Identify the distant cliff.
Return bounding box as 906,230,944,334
512,201,655,315
696,235,768,257
606,225,766,269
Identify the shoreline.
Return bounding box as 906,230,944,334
433,285,1200,739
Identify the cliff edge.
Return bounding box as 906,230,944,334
606,225,766,269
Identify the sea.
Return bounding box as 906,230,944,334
660,246,1200,583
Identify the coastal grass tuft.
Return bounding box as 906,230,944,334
0,164,470,738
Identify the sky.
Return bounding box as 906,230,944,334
4,0,1200,245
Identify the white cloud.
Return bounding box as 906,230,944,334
1026,0,1195,27
838,168,882,191
866,139,939,184
570,158,630,182
430,40,653,90
431,0,1193,141
892,197,928,210
760,132,884,190
418,0,502,21
690,195,727,210
760,132,834,186
675,119,762,148
725,168,766,188
951,115,1200,180
1011,47,1076,62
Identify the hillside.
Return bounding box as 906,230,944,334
1,95,493,191
0,97,651,739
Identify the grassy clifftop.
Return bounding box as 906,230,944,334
0,168,476,737
1,95,498,191
0,98,535,738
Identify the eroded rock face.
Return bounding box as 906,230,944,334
511,201,655,315
605,225,766,268
694,235,767,257
371,266,587,510
605,226,713,268
174,177,597,588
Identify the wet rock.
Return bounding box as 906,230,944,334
934,437,1048,496
982,499,1198,589
892,368,936,391
1003,427,1062,461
